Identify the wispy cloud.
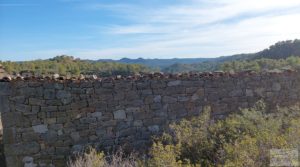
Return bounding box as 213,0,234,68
3,0,300,60
72,0,300,59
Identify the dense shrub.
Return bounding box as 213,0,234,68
151,101,300,166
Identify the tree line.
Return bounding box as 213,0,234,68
0,55,150,77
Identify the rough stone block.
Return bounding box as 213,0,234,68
162,96,177,103
0,83,11,95
9,95,25,103
245,89,254,97
0,95,9,113
1,112,22,127
70,132,81,142
29,98,45,106
41,106,57,112
133,120,143,127
167,80,181,86
272,83,281,91
32,124,48,133
44,89,56,99
113,110,126,119
153,95,161,103
2,128,16,144
150,81,166,89
118,127,136,137
56,90,71,99
4,142,40,156
148,125,159,133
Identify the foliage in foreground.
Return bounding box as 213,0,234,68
68,102,300,167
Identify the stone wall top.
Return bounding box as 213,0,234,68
0,70,296,83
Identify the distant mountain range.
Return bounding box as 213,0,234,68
97,39,300,70
97,57,215,69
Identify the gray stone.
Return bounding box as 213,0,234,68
162,96,177,103
150,103,163,110
0,82,11,95
133,120,143,127
96,129,106,137
31,106,40,113
229,89,243,97
56,90,71,99
15,104,31,112
19,87,35,97
89,111,102,118
191,94,200,101
9,95,25,103
1,112,22,127
246,89,254,97
167,80,181,86
144,95,154,104
272,83,281,91
191,89,204,101
29,98,45,106
178,96,189,101
41,106,57,112
57,129,63,136
44,89,56,99
71,132,81,142
5,142,40,155
2,128,16,144
254,88,265,97
23,156,37,167
55,146,69,155
113,110,126,119
118,128,136,137
45,99,62,106
71,144,83,153
148,125,160,133
22,132,39,142
0,95,9,113
151,81,166,88
80,117,97,124
153,95,161,103
32,124,48,133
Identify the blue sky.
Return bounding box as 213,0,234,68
1,0,300,61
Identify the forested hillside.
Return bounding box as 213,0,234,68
217,39,300,61
163,39,300,73
2,40,300,75
0,55,150,77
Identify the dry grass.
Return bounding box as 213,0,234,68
67,148,139,167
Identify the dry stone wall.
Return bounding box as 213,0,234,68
1,71,300,167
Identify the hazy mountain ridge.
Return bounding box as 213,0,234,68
2,39,300,75
97,57,215,69
162,39,300,72
97,39,300,71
